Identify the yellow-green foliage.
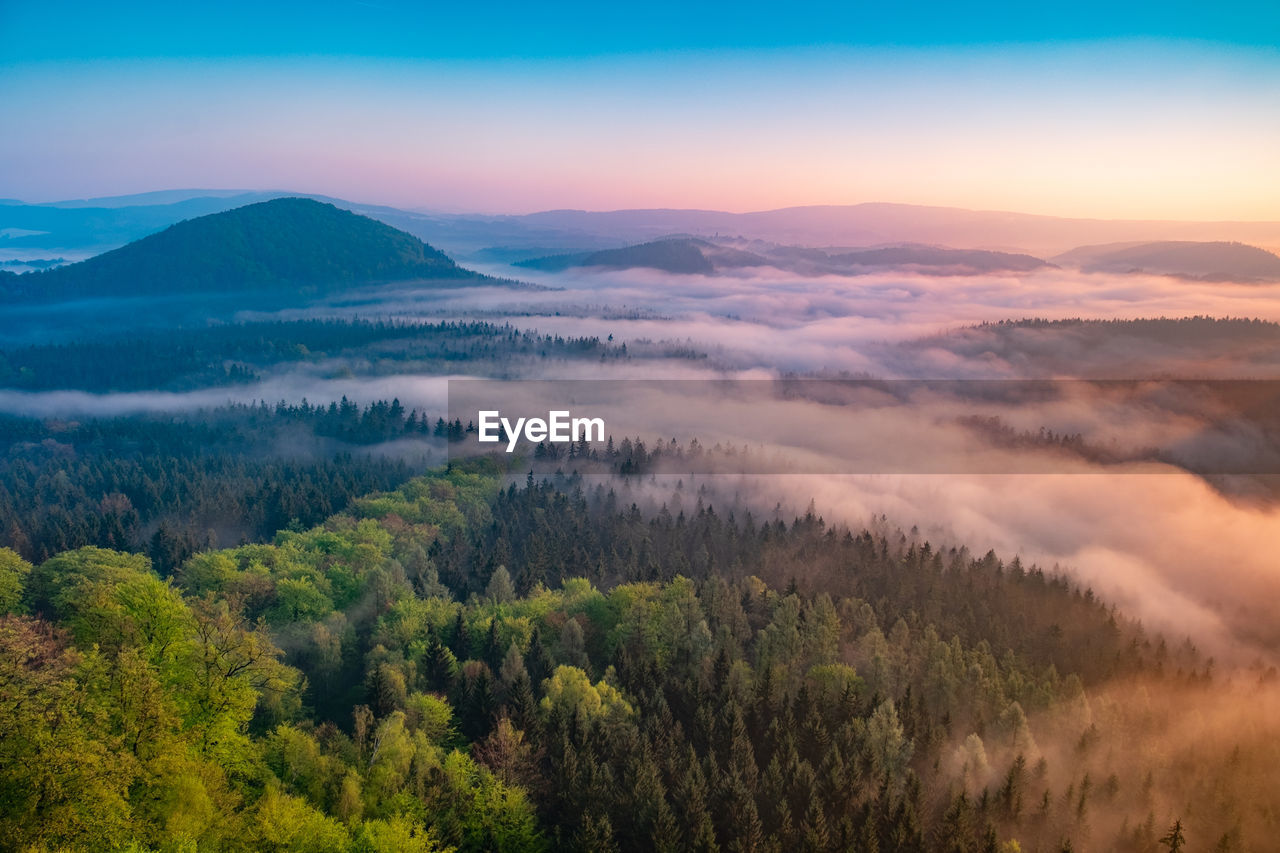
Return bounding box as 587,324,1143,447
539,665,633,724
0,547,31,614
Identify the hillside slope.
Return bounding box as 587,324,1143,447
516,237,770,274
1052,240,1280,282
0,198,489,302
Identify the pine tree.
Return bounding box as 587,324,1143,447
450,608,470,658
423,635,459,692
574,812,620,853
719,767,765,853
1159,820,1186,852
678,747,720,852
801,798,831,852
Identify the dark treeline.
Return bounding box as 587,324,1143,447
0,318,626,392
431,472,1182,688
954,415,1146,467
211,398,472,445
0,401,443,567
3,463,1253,853
982,315,1280,340
480,435,748,476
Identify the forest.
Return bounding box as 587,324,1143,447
2,197,1276,853
2,461,1268,853
0,399,445,569
7,23,1280,852
0,319,626,392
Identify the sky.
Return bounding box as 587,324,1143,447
2,1,1279,218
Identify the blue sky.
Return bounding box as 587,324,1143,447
4,1,1278,59
2,2,1278,217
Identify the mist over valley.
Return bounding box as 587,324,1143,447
4,191,1280,853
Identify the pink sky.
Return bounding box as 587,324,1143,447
3,45,1279,218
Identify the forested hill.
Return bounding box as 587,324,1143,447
515,237,1052,276
1,463,1253,853
0,198,492,302
518,238,725,274
1052,240,1280,282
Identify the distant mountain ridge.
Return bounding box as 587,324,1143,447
767,242,1050,274
895,316,1280,380
0,198,491,303
7,192,1280,261
0,192,289,251
516,236,1052,276
517,237,770,274
1052,241,1280,282
507,203,1280,258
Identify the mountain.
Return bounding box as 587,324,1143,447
1052,241,1280,282
12,193,1280,263
893,316,1280,379
828,245,1048,271
0,190,483,255
0,198,490,303
516,237,769,274
32,188,278,209
516,236,1048,276
509,203,1280,258
0,192,288,251
768,243,1051,274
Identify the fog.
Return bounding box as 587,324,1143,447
751,468,1280,662
426,264,1280,665
447,375,1280,662
10,262,1280,669
9,257,1280,848
0,373,455,418
240,263,1280,378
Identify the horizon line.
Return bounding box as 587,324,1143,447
10,188,1280,226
